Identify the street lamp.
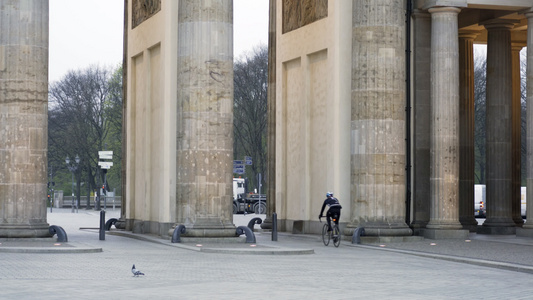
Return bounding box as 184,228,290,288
65,155,80,213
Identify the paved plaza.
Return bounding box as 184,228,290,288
1,209,533,299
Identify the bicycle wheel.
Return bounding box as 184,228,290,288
333,225,341,247
322,223,330,246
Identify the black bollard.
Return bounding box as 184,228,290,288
272,212,278,241
99,210,105,240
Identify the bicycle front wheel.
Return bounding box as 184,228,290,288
322,223,330,246
333,225,341,247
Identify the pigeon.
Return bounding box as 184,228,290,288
131,264,145,277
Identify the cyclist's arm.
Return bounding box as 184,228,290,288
318,201,327,218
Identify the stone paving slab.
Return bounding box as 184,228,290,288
3,209,533,299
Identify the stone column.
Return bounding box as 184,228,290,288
424,7,467,239
174,0,236,237
522,12,533,232
458,32,478,232
511,44,524,227
480,20,517,234
261,0,276,230
411,11,431,233
0,1,50,238
348,0,411,237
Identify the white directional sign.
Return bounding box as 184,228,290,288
98,161,113,169
99,151,113,160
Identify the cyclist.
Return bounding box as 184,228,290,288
318,192,342,232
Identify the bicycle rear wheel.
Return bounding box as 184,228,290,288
333,225,341,247
322,223,330,246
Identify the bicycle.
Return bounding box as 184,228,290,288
319,215,341,247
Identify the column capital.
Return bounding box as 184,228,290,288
428,6,461,14
420,0,466,10
412,9,431,19
511,42,526,52
459,31,480,40
481,19,519,30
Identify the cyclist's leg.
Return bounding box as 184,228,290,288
326,211,332,231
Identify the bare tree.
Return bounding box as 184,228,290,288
48,65,122,206
233,45,268,192
474,58,486,184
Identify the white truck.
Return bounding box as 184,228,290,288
474,184,526,218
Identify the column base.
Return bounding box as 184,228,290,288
169,217,237,238
344,222,412,237
477,226,516,235
516,227,533,238
459,216,478,232
0,223,51,238
420,228,469,239
260,216,273,230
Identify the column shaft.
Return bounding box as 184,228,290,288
426,7,466,238
458,33,478,231
525,13,533,229
261,0,276,230
481,21,516,233
175,0,235,237
0,0,50,238
511,45,524,227
411,11,431,231
349,0,411,237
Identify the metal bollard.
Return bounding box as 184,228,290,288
236,226,256,243
99,210,105,240
49,225,68,242
351,227,365,244
247,217,262,232
272,212,278,241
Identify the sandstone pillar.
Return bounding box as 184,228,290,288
458,32,478,231
479,20,517,234
261,0,276,230
511,44,524,227
174,0,236,237
411,11,431,232
522,12,533,231
0,0,50,238
424,7,467,239
348,0,411,237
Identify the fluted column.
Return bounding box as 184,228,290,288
411,11,431,232
480,20,517,234
174,0,236,237
523,12,533,230
261,0,276,230
511,44,524,227
0,1,50,238
458,32,478,231
425,7,467,239
348,0,411,237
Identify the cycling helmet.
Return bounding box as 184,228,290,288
326,192,333,197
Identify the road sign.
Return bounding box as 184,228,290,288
233,165,245,174
245,156,252,165
98,161,113,169
99,151,113,160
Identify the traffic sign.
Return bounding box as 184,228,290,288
98,161,113,169
245,156,252,165
233,165,245,174
99,151,113,160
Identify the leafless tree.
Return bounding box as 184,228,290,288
233,45,268,192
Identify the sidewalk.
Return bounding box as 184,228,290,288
1,209,533,299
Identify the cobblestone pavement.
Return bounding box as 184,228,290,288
1,209,533,299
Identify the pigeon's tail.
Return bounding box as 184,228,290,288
135,271,145,276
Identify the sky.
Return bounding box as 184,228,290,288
48,0,269,83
